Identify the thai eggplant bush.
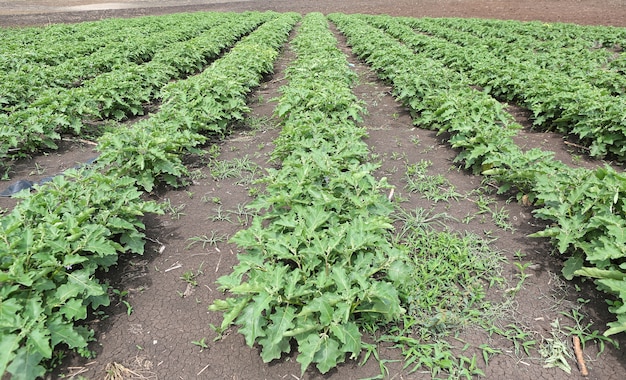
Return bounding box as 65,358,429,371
0,168,162,380
331,13,626,337
209,13,411,375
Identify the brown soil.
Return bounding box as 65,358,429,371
1,1,625,380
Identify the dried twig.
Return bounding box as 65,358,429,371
388,187,395,201
573,335,589,376
61,137,98,146
564,141,590,151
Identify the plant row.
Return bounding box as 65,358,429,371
416,18,626,96
1,13,228,111
357,14,626,161
0,12,274,169
434,17,626,50
403,17,626,97
0,12,300,380
208,12,415,375
330,13,626,337
96,12,300,192
0,13,205,70
0,168,162,380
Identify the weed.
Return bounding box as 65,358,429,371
538,318,573,373
405,160,460,202
393,206,453,240
390,151,406,161
506,262,533,296
513,249,526,261
29,162,46,176
491,204,515,232
561,309,618,354
186,232,228,250
478,344,502,366
383,214,507,376
206,144,221,160
210,205,232,223
227,203,255,226
162,198,186,220
462,212,475,224
500,324,537,357
209,155,258,181
246,115,273,131
189,168,207,181
468,191,515,231
112,289,133,316
248,187,260,197
180,271,198,287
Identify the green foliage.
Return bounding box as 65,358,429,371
210,13,407,375
330,12,626,337
0,168,161,378
0,11,273,167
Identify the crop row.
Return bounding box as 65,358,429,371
0,13,210,70
209,12,411,375
435,17,626,49
0,12,299,380
330,13,626,337
408,17,626,96
1,13,229,111
96,11,299,192
357,14,626,161
0,12,274,168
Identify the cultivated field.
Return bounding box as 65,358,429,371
1,5,626,380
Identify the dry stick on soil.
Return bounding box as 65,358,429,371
61,137,98,146
104,362,152,380
563,140,590,151
573,336,589,376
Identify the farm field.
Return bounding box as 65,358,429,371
1,1,626,380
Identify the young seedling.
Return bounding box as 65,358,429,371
180,271,198,287
112,289,133,316
191,337,209,351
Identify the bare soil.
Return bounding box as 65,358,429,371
1,1,625,379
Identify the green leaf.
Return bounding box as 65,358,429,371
298,294,336,325
330,266,351,295
0,333,20,375
66,269,106,299
259,306,296,362
604,314,626,336
562,254,584,280
6,346,45,380
574,267,626,281
387,259,411,283
120,230,146,255
314,335,344,374
28,327,52,359
330,322,362,359
236,292,272,347
48,316,89,349
296,333,321,375
83,236,119,257
0,297,22,327
60,298,87,321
